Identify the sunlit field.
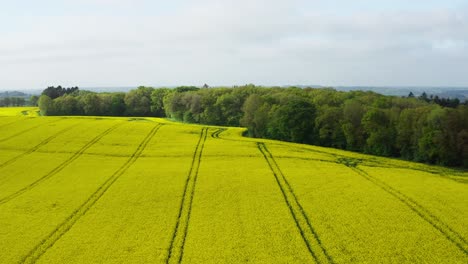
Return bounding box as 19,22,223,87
0,108,466,263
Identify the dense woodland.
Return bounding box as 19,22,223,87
38,85,468,167
0,97,27,107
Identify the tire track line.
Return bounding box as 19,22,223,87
210,128,226,138
166,127,208,264
257,142,334,264
349,166,468,255
0,119,22,129
0,118,59,143
0,122,81,170
0,122,122,205
21,124,163,264
358,163,466,184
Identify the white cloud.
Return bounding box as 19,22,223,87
0,0,467,89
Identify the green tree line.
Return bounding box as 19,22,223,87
0,96,40,107
38,85,468,167
0,97,26,107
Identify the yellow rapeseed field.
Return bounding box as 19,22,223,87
0,107,466,263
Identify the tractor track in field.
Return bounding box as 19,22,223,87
349,166,468,255
207,128,251,143
210,128,226,138
189,126,466,184
0,119,23,129
277,143,465,184
359,163,467,184
0,122,80,170
275,156,338,164
282,145,344,159
257,142,334,264
0,119,60,143
277,144,464,182
166,127,208,264
0,122,122,205
20,124,163,264
210,129,342,161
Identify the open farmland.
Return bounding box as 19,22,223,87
0,107,467,263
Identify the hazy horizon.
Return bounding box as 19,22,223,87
2,85,468,95
1,0,467,89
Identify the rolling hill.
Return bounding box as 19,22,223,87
0,107,466,263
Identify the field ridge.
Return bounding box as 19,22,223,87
0,122,122,205
166,127,208,264
20,123,163,263
257,142,334,264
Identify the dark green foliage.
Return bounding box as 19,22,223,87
315,106,346,148
413,91,461,108
174,86,200,93
341,99,366,151
38,95,53,116
150,88,169,117
0,97,26,107
267,97,316,144
29,95,39,106
109,93,126,116
42,86,79,99
362,108,397,156
124,86,153,116
337,157,362,167
79,93,101,115
240,94,266,137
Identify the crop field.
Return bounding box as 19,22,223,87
0,107,467,263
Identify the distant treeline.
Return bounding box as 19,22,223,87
408,91,461,108
0,97,27,107
0,91,37,107
38,85,468,167
0,97,39,107
0,91,29,97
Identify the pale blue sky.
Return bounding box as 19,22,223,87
0,0,467,89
